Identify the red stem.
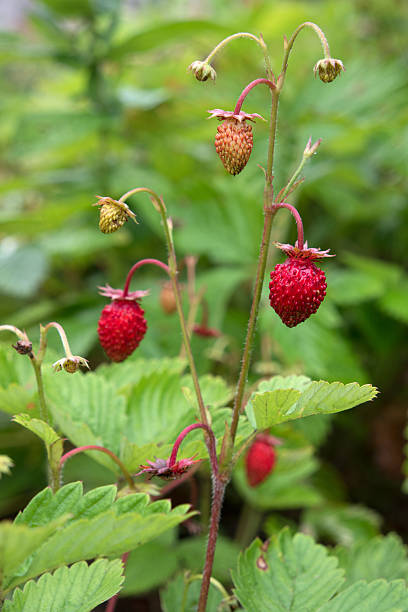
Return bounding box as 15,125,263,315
169,423,218,477
272,202,304,249
105,552,130,612
60,445,135,490
122,258,170,297
234,78,276,114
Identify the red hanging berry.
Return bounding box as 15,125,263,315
97,285,149,362
245,434,279,487
269,242,334,328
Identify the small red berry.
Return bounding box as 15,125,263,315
98,298,147,362
269,242,334,328
245,434,278,487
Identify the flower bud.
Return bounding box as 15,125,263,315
188,60,217,82
52,356,90,374
12,340,33,355
314,58,345,83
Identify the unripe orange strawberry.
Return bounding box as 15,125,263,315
208,109,264,176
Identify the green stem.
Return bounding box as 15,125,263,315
42,322,74,358
281,21,331,83
205,32,265,64
31,358,49,425
119,188,209,429
230,88,280,444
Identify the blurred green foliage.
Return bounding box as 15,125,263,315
0,0,407,606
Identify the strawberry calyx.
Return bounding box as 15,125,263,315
98,284,149,301
274,240,335,260
208,109,265,123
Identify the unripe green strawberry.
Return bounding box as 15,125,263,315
93,196,138,234
208,109,264,176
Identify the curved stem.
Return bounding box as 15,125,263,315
120,188,209,429
60,445,135,490
272,203,304,249
43,322,74,358
0,325,29,342
169,423,218,477
233,78,276,115
204,32,265,64
122,258,170,297
281,21,331,80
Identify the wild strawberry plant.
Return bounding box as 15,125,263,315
3,20,407,612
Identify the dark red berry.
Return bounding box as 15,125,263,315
98,299,147,362
245,436,277,487
269,256,327,328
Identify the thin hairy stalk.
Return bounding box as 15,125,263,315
205,32,266,64
122,258,170,297
229,84,281,443
43,321,74,358
197,478,226,612
233,78,276,115
60,445,135,490
276,138,321,202
119,187,209,428
272,202,304,249
281,21,330,79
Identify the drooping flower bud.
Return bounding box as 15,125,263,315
188,60,217,82
52,356,90,374
93,196,138,234
313,58,345,83
12,340,33,356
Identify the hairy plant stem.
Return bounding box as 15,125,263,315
199,42,285,612
282,22,331,79
169,423,218,477
229,88,280,444
119,187,209,430
60,445,135,490
272,202,304,249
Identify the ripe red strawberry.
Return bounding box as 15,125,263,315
245,434,279,487
269,242,334,328
208,109,264,176
97,285,148,362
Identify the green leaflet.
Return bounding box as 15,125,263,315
3,559,124,612
2,482,194,593
246,376,377,429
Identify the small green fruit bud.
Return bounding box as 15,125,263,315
314,58,345,83
188,60,217,82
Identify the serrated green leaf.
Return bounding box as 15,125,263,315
318,579,408,612
0,517,69,586
232,529,344,611
3,483,194,592
95,356,186,391
248,379,377,429
13,414,61,447
3,558,124,612
334,534,408,589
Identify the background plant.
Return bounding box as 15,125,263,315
0,0,407,610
